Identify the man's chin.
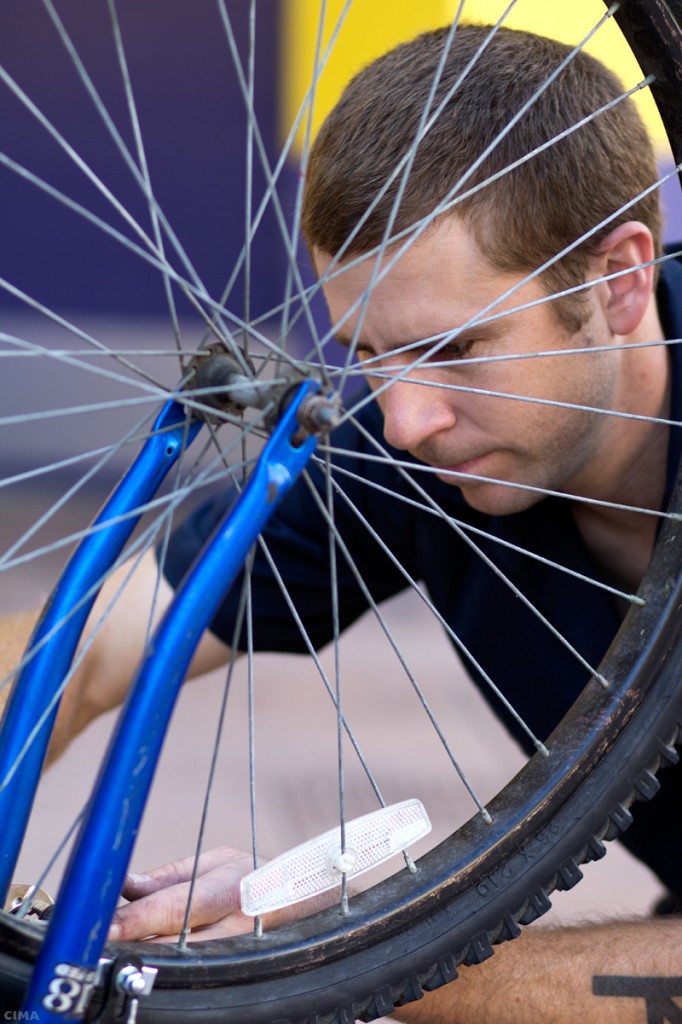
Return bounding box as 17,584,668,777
428,453,548,515
454,478,545,517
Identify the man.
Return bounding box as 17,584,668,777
3,21,682,1023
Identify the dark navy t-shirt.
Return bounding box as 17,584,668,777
163,256,682,898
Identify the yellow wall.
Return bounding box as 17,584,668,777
282,0,666,153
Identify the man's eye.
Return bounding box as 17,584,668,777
427,339,475,362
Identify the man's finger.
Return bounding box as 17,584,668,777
111,857,252,941
120,847,250,901
110,881,194,941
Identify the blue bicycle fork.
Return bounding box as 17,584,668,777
0,381,319,1021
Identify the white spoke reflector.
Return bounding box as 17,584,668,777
240,799,431,916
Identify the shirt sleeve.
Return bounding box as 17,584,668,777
160,396,418,652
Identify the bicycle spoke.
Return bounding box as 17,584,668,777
212,1,329,377
251,529,389,815
176,564,254,949
324,468,549,756
106,0,184,365
302,470,493,826
317,453,645,607
39,0,238,350
352,423,610,687
321,439,682,522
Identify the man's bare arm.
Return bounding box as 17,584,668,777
392,918,682,1024
0,549,231,766
0,609,35,719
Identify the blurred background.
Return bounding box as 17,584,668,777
1,0,679,314
2,0,680,475
1,3,676,1018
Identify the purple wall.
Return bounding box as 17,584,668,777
0,1,286,320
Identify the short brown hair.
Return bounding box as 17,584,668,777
301,23,662,331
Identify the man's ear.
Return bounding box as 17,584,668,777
591,221,656,336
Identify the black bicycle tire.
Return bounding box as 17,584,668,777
2,1,682,1021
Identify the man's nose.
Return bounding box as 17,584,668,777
379,375,457,452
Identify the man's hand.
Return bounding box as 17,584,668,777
109,847,256,942
109,845,342,944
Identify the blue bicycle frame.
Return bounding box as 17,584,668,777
0,381,319,1021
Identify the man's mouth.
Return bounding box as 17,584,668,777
432,453,490,479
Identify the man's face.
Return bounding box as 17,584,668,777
315,217,623,517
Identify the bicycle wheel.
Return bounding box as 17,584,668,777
1,2,682,1022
